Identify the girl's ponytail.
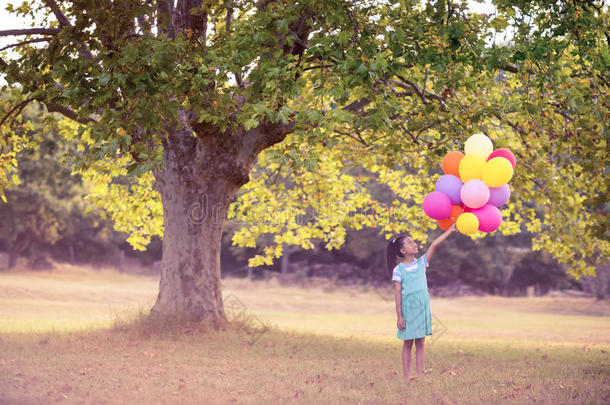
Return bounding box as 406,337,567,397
386,236,405,277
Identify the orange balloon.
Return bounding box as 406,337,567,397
449,204,463,220
437,218,454,230
437,205,463,230
442,151,464,177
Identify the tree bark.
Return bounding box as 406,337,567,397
152,173,233,324
152,172,232,322
280,244,290,274
280,244,298,274
68,244,75,264
8,249,18,269
151,124,249,323
8,233,31,269
149,108,290,324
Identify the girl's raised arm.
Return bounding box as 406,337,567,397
425,223,457,262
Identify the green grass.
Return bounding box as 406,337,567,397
1,264,609,404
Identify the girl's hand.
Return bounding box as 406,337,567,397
397,317,406,330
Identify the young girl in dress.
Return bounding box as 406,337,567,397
387,224,456,382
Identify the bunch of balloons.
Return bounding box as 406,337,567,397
422,133,516,235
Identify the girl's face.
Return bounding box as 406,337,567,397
400,237,418,256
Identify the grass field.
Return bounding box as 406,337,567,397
1,264,609,404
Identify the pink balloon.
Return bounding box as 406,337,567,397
487,148,516,170
470,204,503,232
423,191,452,220
460,179,490,209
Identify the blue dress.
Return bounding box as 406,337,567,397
392,255,433,340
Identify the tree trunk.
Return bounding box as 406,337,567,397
149,114,290,324
8,233,31,269
118,250,125,273
281,244,290,274
8,249,18,269
150,124,250,324
154,183,235,323
152,173,239,324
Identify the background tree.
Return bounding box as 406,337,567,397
0,0,607,324
0,101,139,269
0,103,73,268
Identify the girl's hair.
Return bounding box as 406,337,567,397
386,235,406,276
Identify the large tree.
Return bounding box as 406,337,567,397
0,0,607,324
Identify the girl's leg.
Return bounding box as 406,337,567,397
414,337,425,376
402,339,414,380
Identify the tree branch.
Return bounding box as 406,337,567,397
391,77,445,104
225,6,243,89
333,129,369,146
226,4,232,30
45,103,96,125
0,98,36,127
397,122,419,144
302,64,336,71
43,0,94,60
137,15,152,36
0,38,52,52
181,0,207,38
43,0,71,26
157,0,175,38
0,28,61,36
342,98,370,114
498,61,519,73
289,29,308,50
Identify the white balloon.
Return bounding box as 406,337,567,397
464,133,493,160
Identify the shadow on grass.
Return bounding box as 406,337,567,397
108,307,275,345
1,309,609,405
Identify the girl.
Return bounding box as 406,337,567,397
387,224,456,382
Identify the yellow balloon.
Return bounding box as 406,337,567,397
456,212,479,235
482,157,514,187
458,154,485,182
464,133,493,160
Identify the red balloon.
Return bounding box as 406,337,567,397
487,148,516,170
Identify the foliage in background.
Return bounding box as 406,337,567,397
227,0,609,278
0,0,607,282
0,103,155,267
0,105,596,294
0,103,80,267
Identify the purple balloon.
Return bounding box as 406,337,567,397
488,184,511,207
471,204,502,232
435,175,463,205
460,179,490,209
422,191,452,220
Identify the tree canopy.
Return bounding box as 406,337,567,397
0,0,608,320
